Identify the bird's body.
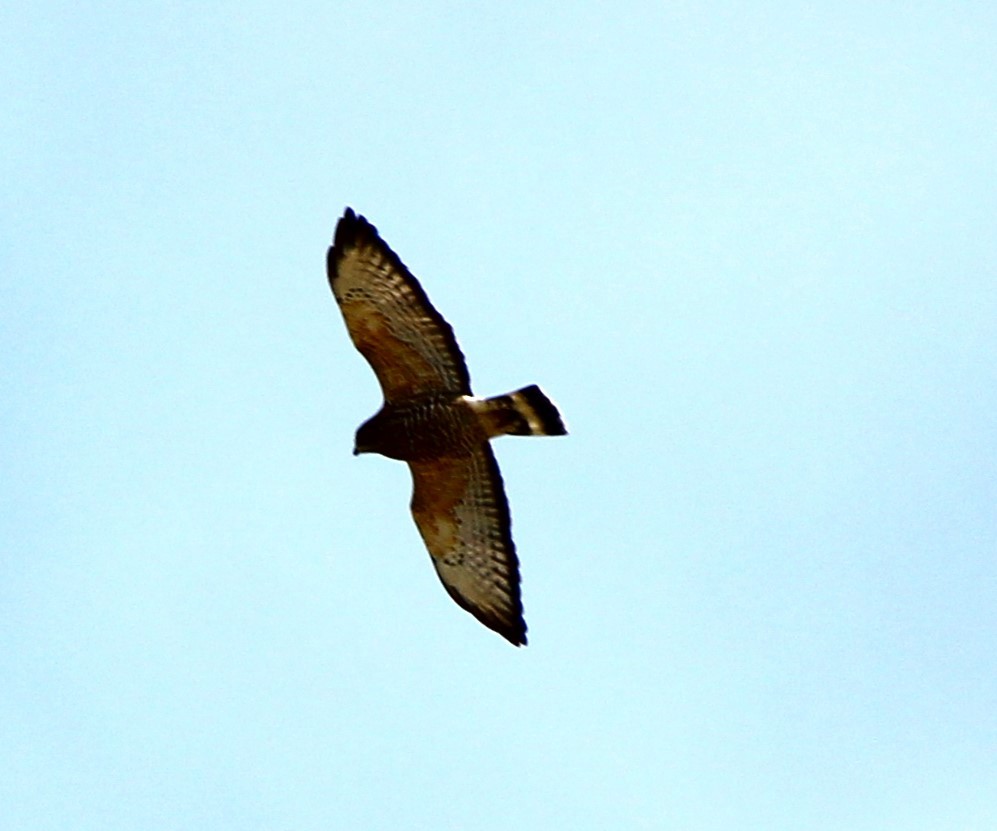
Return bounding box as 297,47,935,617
326,208,566,645
355,394,486,461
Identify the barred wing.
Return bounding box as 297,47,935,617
408,446,527,646
327,209,471,402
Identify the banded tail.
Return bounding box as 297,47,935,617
474,384,567,438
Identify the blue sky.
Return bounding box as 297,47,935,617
3,3,996,829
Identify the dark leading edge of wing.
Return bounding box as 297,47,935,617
327,208,472,395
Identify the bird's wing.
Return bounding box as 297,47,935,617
327,209,471,402
408,445,526,645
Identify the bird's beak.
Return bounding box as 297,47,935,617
352,447,360,456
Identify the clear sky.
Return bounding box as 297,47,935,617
3,3,996,829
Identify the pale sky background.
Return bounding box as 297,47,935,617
3,3,996,830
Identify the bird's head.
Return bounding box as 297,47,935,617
353,415,380,456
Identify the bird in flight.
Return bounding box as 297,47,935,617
326,208,566,645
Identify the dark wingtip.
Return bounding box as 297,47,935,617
441,580,527,647
332,206,376,253
501,630,528,647
502,619,528,647
328,207,381,288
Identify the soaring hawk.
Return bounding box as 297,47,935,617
326,208,566,645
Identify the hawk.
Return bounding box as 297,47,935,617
326,208,566,645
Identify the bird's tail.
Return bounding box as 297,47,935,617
475,385,567,438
